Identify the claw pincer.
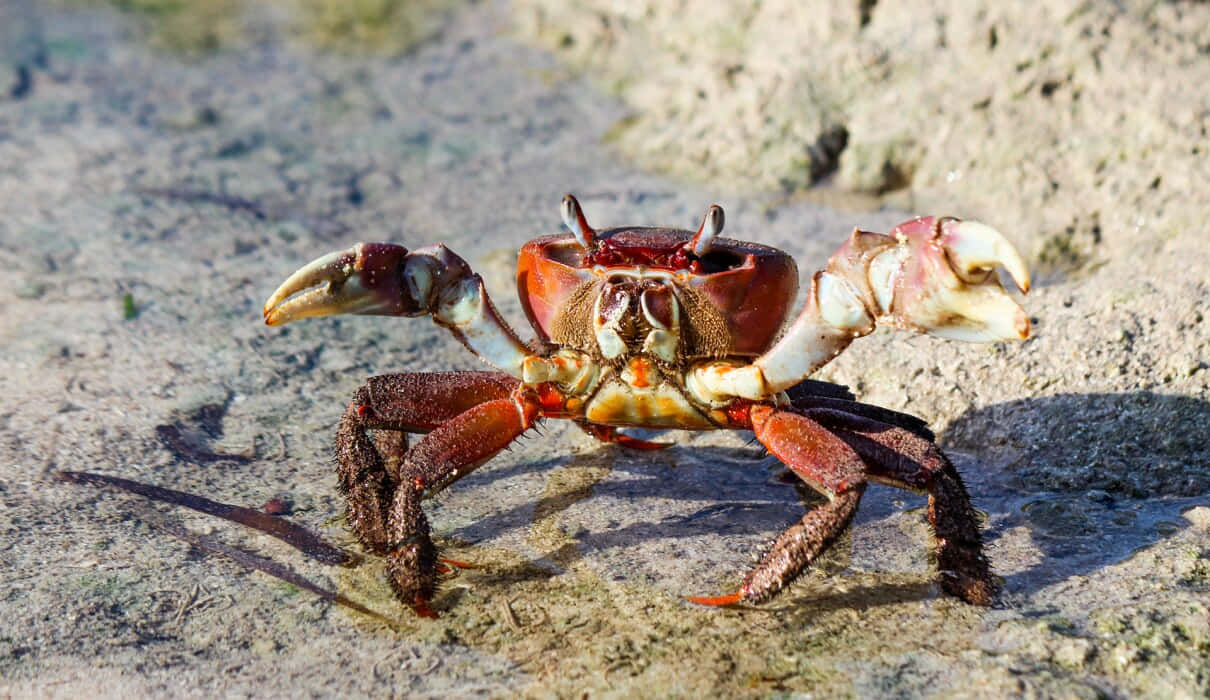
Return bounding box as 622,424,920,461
263,243,407,325
867,216,1030,341
264,242,465,324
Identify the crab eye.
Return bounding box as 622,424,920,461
690,204,725,256
560,194,597,250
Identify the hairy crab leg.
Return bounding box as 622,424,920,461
335,371,520,555
689,216,1031,402
263,242,532,377
355,371,521,433
785,391,935,442
800,408,997,605
782,378,857,402
688,405,868,606
335,372,532,617
368,392,540,617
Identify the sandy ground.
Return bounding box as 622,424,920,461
1,1,1208,697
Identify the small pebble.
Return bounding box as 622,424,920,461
263,497,291,516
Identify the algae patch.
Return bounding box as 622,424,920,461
89,0,455,55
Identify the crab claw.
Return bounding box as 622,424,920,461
856,216,1031,342
264,242,531,376
263,242,473,326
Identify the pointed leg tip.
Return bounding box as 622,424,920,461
1017,315,1031,339
411,596,440,619
684,591,744,607
412,605,439,619
437,556,477,570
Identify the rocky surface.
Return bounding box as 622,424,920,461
1,1,1207,697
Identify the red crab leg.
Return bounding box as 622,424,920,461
353,371,520,433
335,372,536,617
336,372,520,554
436,557,477,572
687,405,867,606
577,422,672,450
385,394,540,617
799,408,997,605
263,242,532,377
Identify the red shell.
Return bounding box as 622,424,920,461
516,227,798,357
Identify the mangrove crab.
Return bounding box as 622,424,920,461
263,195,1030,617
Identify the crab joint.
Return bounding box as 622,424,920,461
687,361,770,404
522,350,599,394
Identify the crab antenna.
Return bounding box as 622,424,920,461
690,204,725,256
561,194,597,250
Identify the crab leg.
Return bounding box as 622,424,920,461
351,371,521,434
690,217,1031,400
264,243,531,377
576,422,672,450
785,383,935,441
688,405,868,606
334,372,530,617
799,407,996,605
388,395,541,616
335,372,519,551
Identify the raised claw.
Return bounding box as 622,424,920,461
264,243,425,326
749,215,1031,394
863,216,1031,343
264,241,531,377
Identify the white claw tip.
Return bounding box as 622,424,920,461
948,220,1032,294
691,204,725,256
561,194,596,249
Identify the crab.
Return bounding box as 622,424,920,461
263,195,1030,618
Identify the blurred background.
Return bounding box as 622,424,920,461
7,0,1207,281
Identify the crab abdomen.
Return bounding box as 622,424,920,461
523,351,719,429
584,377,716,429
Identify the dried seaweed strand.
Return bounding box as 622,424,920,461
134,186,267,220
57,470,351,565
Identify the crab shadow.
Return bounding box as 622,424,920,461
441,443,813,546
439,390,1209,607
944,390,1209,598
